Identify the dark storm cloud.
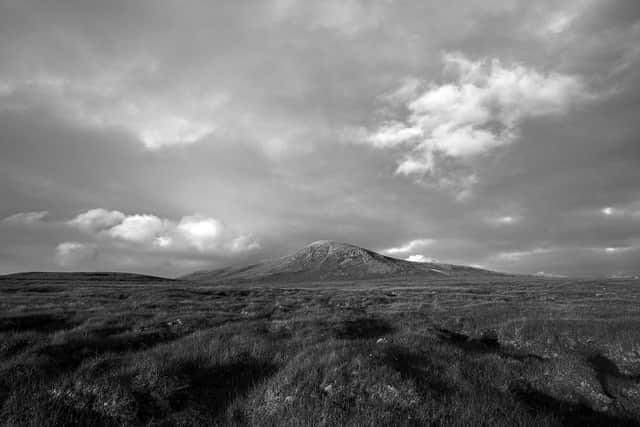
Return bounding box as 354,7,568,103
0,0,639,276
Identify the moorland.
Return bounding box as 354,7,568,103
1,271,640,426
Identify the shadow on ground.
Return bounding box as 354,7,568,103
333,317,394,340
436,328,544,362
0,314,78,333
381,346,455,400
516,388,640,427
37,331,183,374
161,355,278,423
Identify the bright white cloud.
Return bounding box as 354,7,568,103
364,52,588,195
68,209,260,255
176,215,225,251
384,238,435,254
154,235,173,248
137,116,216,149
108,214,168,243
405,254,439,263
56,241,98,267
395,156,432,176
174,215,260,253
67,208,125,232
2,211,49,225
367,122,423,148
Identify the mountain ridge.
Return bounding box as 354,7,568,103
182,240,501,284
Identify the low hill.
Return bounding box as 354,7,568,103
182,240,501,284
0,271,174,283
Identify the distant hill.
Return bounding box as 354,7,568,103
182,240,502,284
0,271,174,283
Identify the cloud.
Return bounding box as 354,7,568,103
384,238,435,254
176,215,260,252
405,254,439,263
598,201,640,218
603,246,635,254
485,215,519,225
271,0,387,36
2,211,49,225
68,209,260,255
67,208,125,232
136,115,216,149
0,74,223,149
108,214,168,244
175,215,224,249
367,122,423,148
496,247,556,261
382,77,423,105
541,12,575,36
363,52,589,195
56,241,98,267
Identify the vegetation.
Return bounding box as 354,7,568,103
1,274,640,426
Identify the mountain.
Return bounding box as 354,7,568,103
182,240,500,284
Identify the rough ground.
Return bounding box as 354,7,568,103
1,274,640,426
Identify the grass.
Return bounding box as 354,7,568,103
0,274,640,426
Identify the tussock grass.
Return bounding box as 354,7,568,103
1,275,639,425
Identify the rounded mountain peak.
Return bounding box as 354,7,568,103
297,241,380,263
306,240,355,249
304,240,370,255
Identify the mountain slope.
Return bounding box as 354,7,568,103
182,240,499,284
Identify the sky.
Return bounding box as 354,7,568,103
1,0,639,278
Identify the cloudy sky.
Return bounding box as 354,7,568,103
1,0,639,277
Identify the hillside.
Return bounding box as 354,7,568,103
0,271,175,283
182,240,500,284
